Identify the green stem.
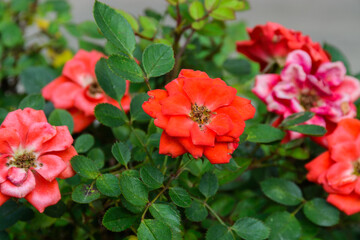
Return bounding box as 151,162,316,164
100,163,122,173
129,125,154,164
141,157,193,220
291,201,306,216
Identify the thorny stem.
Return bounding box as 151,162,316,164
141,157,193,220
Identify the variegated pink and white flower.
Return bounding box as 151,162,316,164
253,50,360,142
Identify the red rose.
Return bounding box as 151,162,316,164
306,118,360,215
237,22,330,73
142,69,255,164
0,108,77,212
42,50,131,133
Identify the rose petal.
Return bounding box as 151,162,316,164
7,167,28,186
216,106,245,138
190,124,216,147
52,146,77,179
335,76,360,102
36,155,67,182
166,116,194,137
316,61,346,87
252,74,281,102
206,113,232,136
68,108,95,133
204,85,237,111
25,122,57,152
25,173,61,213
285,50,312,73
159,132,186,158
230,96,256,121
51,82,83,109
326,161,357,194
42,76,69,101
160,94,191,116
39,126,73,154
178,137,204,159
327,193,360,215
330,142,359,162
204,143,232,164
0,191,9,206
1,170,35,198
0,128,20,154
305,151,332,183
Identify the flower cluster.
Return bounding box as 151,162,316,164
306,119,360,215
0,108,76,212
42,50,131,133
237,22,330,72
253,50,360,142
142,69,255,164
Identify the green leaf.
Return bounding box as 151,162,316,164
210,7,235,20
324,42,351,73
303,198,340,227
0,22,23,47
87,148,105,169
199,172,219,198
96,174,121,197
71,155,100,179
95,58,127,102
94,103,126,127
130,93,152,121
223,58,251,76
112,142,131,166
185,201,208,222
206,224,234,240
44,201,66,218
77,21,103,39
72,184,100,204
232,217,270,240
169,187,192,208
265,211,301,240
189,1,205,20
0,201,34,230
246,124,285,143
107,54,144,83
138,219,172,240
260,178,303,206
279,112,315,127
149,203,181,232
19,94,45,110
117,10,139,32
74,134,95,153
142,43,175,78
140,165,164,189
120,174,148,207
20,66,56,94
287,124,327,136
93,1,135,56
48,109,74,133
205,0,220,11
0,108,7,125
102,207,137,232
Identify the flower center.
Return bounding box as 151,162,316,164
189,104,212,126
88,81,103,96
6,152,39,170
299,91,319,111
353,161,360,176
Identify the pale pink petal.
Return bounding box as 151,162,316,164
334,76,360,102
252,74,280,101
7,167,28,186
316,61,346,87
285,50,312,73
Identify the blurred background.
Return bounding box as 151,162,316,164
69,0,360,73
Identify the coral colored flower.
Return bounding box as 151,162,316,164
306,118,360,215
142,69,255,164
42,50,131,133
253,50,360,142
0,108,77,212
237,22,330,72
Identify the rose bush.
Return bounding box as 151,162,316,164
1,0,360,240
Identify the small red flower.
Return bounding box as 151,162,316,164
42,49,131,133
142,70,255,164
0,108,77,212
306,118,360,215
236,22,330,72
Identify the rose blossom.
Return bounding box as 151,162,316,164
0,108,77,212
237,22,330,72
253,50,360,143
142,69,255,164
306,118,360,215
42,49,131,133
